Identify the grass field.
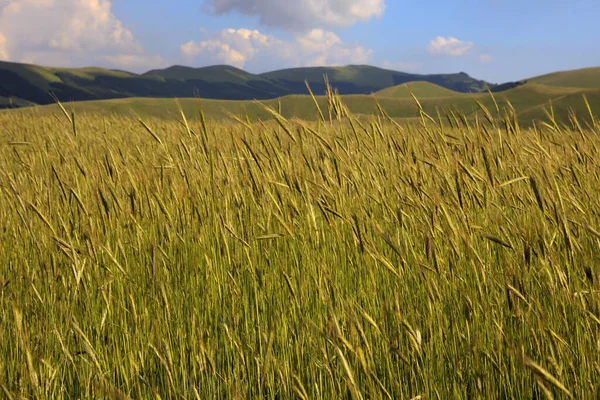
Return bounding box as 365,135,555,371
7,81,600,128
1,88,600,398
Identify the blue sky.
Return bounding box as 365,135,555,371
0,0,598,83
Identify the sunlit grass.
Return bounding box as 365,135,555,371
0,86,599,399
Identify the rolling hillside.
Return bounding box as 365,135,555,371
517,87,600,124
7,82,598,128
0,61,139,104
143,64,257,82
3,60,599,127
492,66,600,93
0,60,493,108
374,81,461,98
529,66,600,88
261,65,491,94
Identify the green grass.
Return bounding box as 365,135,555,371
143,64,261,83
53,66,137,80
518,87,600,124
261,65,404,86
1,84,600,398
8,82,599,128
260,64,490,92
374,81,461,98
0,61,63,91
529,66,600,89
1,60,494,108
0,60,137,90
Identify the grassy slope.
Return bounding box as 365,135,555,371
143,64,263,83
261,65,408,87
0,60,147,105
0,61,494,108
529,66,600,88
10,82,598,127
261,65,491,93
374,81,461,98
518,87,600,125
2,61,600,109
0,61,293,105
0,61,137,91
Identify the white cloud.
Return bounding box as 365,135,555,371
181,28,373,71
204,0,385,31
427,36,474,56
0,0,163,70
479,54,493,64
181,38,247,67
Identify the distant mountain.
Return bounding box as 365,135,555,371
3,60,598,110
0,61,494,108
260,65,491,94
144,64,256,82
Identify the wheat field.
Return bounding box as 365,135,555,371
1,91,599,399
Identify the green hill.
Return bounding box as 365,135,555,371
0,60,294,105
374,81,460,98
0,61,493,109
144,64,259,83
528,66,600,89
7,81,598,128
0,60,141,104
3,60,599,126
491,66,600,93
261,65,491,94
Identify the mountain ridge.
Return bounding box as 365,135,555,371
0,60,493,108
1,60,599,110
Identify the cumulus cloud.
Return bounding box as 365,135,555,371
181,28,373,71
427,36,474,56
204,0,385,31
0,0,163,70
